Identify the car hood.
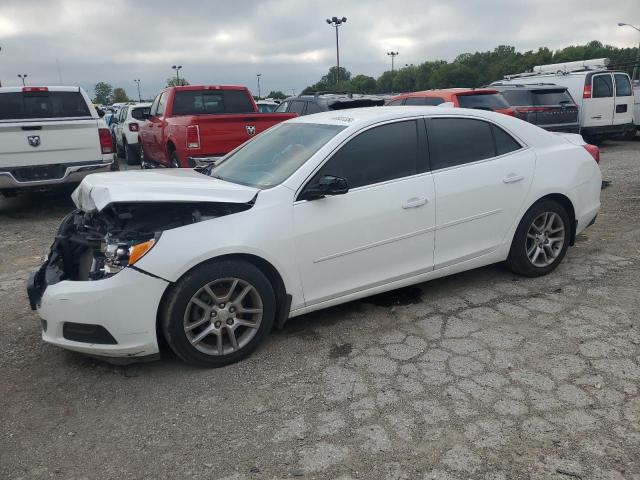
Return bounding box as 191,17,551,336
71,169,259,212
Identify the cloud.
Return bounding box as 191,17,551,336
0,0,637,98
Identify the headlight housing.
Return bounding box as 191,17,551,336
98,234,160,278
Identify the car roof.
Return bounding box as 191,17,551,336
492,84,568,91
126,102,152,108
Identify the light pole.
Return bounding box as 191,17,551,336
256,73,261,99
134,79,141,102
387,51,399,72
18,74,27,86
618,22,640,81
171,65,183,86
326,16,347,88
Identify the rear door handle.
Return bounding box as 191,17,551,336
402,197,427,209
503,174,524,184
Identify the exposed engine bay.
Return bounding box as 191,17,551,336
30,201,252,303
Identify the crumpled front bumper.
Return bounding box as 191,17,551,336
29,265,169,358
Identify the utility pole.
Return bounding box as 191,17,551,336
618,22,640,81
326,16,347,88
134,79,141,102
387,51,399,72
171,65,183,86
18,74,27,86
256,73,262,99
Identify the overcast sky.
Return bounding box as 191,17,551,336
0,0,638,99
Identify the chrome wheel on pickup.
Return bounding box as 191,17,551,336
162,260,276,367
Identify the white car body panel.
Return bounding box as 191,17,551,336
35,106,601,357
113,102,152,148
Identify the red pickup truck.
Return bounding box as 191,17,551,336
139,85,297,168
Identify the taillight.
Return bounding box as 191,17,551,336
98,128,114,154
583,144,600,164
22,86,48,92
583,85,592,99
128,122,139,132
499,108,516,117
186,125,200,149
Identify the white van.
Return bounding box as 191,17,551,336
493,59,634,141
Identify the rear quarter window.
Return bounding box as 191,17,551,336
0,91,91,120
457,93,510,110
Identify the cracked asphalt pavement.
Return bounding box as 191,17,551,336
1,142,639,479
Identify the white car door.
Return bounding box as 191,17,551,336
293,119,436,306
584,73,614,128
428,116,534,268
613,73,634,127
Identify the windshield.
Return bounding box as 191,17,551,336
210,123,346,188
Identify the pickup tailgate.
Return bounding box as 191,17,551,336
195,113,297,156
0,120,103,168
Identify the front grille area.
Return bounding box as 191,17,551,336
62,322,118,345
11,164,67,182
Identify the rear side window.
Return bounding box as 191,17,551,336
405,97,427,106
592,75,613,98
492,125,522,155
172,90,254,115
457,93,510,110
306,102,323,114
314,120,419,189
131,107,150,120
0,91,91,120
429,118,495,169
288,101,307,115
614,74,632,97
501,90,532,106
532,89,575,106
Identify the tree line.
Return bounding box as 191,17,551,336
302,40,639,95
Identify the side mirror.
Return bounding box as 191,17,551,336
96,107,105,118
300,174,349,201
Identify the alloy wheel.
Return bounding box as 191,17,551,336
526,212,565,267
183,278,264,356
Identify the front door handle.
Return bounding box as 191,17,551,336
402,197,428,209
503,174,524,184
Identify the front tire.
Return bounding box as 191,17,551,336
506,200,570,277
161,260,276,367
170,151,181,168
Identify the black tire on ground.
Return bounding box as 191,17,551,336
124,142,139,165
115,139,124,158
139,144,149,169
170,150,181,168
505,199,571,277
161,259,276,367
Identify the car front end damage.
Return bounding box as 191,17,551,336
27,200,253,360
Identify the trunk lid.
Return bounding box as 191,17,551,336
71,169,259,212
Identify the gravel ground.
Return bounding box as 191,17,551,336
1,143,639,480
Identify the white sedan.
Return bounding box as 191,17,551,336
28,107,602,367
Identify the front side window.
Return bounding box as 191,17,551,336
156,92,167,116
211,123,346,188
149,95,160,116
430,118,511,170
310,120,419,190
592,75,613,98
614,74,632,97
275,101,289,112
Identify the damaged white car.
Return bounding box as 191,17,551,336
28,107,601,367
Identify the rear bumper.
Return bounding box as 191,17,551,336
0,160,114,189
581,122,634,138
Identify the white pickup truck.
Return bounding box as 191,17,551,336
0,86,115,196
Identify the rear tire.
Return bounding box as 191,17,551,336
124,142,139,165
505,200,570,277
161,260,276,367
170,150,181,168
139,144,149,169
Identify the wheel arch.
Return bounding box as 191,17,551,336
520,193,577,246
155,253,290,351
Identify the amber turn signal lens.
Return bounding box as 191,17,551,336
128,239,156,265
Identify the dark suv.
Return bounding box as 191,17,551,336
491,84,579,133
275,92,385,116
